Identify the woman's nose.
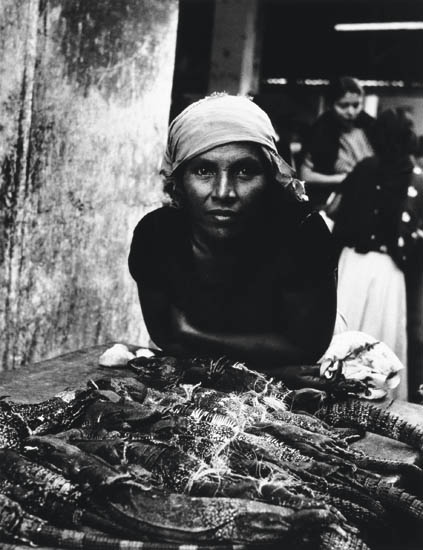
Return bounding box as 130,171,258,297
213,172,236,200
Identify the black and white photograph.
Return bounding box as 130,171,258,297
0,1,422,549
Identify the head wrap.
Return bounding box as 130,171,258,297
161,94,308,202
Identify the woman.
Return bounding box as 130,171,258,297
300,77,375,216
333,108,423,401
129,94,337,386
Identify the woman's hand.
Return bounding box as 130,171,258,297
268,365,325,390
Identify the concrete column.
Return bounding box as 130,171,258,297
208,0,260,96
0,0,179,369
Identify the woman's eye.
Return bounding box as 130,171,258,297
237,167,250,176
194,166,214,176
236,164,261,178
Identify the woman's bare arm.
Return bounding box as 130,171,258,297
300,163,347,186
138,266,336,367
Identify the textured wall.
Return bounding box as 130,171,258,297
0,0,179,370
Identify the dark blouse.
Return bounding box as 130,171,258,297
333,156,423,272
129,205,336,336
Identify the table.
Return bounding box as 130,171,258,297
0,343,138,403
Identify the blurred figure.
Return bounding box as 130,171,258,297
333,108,423,401
300,76,375,218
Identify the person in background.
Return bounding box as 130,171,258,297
333,108,423,401
300,76,375,219
129,94,337,389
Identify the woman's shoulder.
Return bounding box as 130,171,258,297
135,205,181,228
304,111,340,157
133,206,185,241
357,110,375,125
287,211,337,274
311,110,374,137
308,111,336,137
130,206,187,258
129,206,185,282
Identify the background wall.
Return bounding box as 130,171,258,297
0,0,179,370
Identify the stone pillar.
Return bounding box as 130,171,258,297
208,0,260,96
0,0,179,370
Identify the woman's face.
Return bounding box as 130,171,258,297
181,142,269,241
333,92,363,127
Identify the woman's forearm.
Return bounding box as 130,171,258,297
139,289,319,364
160,322,326,390
175,317,324,365
300,164,346,186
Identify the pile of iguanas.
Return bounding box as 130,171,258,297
0,353,422,550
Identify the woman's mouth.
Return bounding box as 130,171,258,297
207,209,237,223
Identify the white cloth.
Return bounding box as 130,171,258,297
337,247,408,399
98,344,135,367
319,331,404,400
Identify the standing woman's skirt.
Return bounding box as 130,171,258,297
337,247,408,400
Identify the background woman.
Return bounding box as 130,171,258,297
300,76,375,217
333,108,423,401
129,94,337,387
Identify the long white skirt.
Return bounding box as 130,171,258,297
337,247,408,400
